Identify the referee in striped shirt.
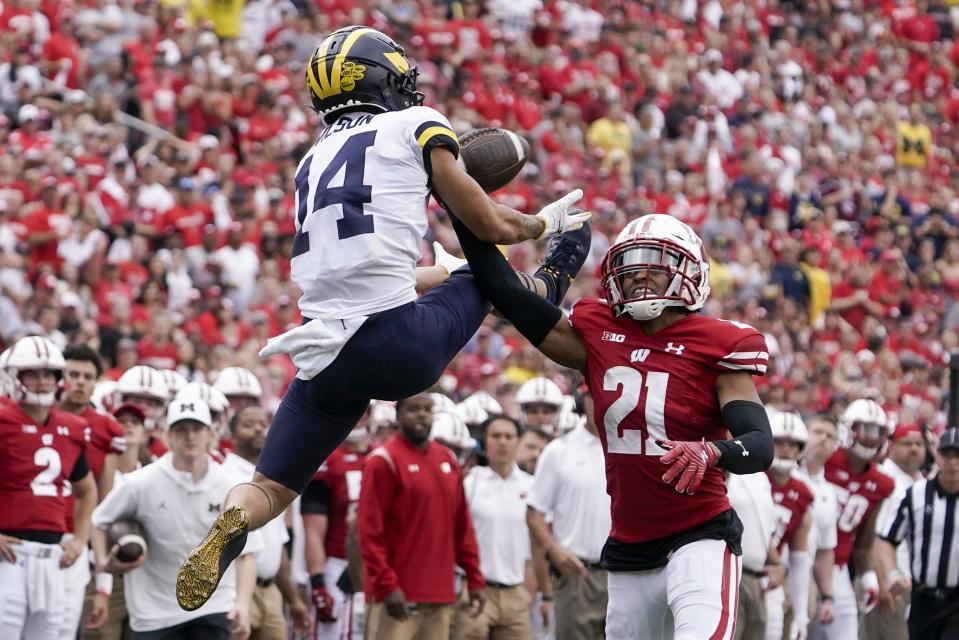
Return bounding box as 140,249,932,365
877,428,959,640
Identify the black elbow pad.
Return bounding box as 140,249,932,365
715,400,774,474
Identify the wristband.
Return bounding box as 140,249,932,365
819,594,833,601
886,569,905,583
310,573,325,589
95,572,114,595
541,594,554,602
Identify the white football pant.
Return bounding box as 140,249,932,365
606,538,742,640
765,585,785,640
807,565,857,640
58,543,90,639
0,540,66,639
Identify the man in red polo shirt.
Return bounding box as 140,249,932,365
358,392,485,639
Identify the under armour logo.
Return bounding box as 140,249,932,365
208,503,221,513
158,502,168,510
735,440,749,457
180,403,195,412
408,464,420,472
665,343,685,355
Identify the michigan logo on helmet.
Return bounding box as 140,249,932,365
306,26,424,124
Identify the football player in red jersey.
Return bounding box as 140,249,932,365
453,214,774,639
0,336,98,639
303,423,370,639
764,411,815,640
57,344,127,639
809,399,894,640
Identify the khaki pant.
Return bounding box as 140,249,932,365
365,601,453,640
455,585,532,640
553,567,608,640
860,590,909,640
735,573,765,640
249,583,286,640
81,576,132,640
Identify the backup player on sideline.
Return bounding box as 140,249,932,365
177,24,593,612
808,400,894,640
0,336,98,639
453,214,774,639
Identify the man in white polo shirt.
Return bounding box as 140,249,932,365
221,405,311,639
527,388,611,640
91,398,262,639
459,414,535,639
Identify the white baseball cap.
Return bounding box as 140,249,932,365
166,397,213,428
18,104,39,121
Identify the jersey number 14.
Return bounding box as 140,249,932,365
293,131,378,257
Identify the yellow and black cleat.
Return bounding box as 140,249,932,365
176,506,250,611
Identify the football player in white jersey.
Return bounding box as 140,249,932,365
176,25,592,611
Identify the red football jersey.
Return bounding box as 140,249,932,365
569,298,768,543
767,473,815,553
0,404,89,533
312,447,366,559
824,449,894,566
80,407,125,481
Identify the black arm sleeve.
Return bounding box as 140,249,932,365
300,479,332,516
451,216,562,345
69,451,90,482
713,400,774,474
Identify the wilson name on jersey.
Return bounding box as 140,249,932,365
569,298,768,542
291,106,458,320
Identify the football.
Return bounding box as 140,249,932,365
107,519,147,562
457,127,530,193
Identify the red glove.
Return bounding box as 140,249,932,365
657,438,717,495
311,585,336,623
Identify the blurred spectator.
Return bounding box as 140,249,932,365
526,387,610,640
91,399,262,640
458,414,534,639
358,393,485,639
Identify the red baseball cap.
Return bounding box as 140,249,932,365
892,423,923,442
113,403,146,422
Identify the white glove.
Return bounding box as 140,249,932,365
534,189,590,239
432,241,467,276
858,570,880,614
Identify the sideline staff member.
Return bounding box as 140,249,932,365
878,428,959,640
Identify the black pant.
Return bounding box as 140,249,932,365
909,586,959,640
132,613,232,640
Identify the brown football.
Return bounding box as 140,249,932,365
107,519,147,562
457,127,530,193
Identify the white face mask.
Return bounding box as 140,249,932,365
770,457,797,474
21,389,57,408
849,441,879,461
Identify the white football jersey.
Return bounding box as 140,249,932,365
291,106,458,320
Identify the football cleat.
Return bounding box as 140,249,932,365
176,506,250,611
534,219,591,306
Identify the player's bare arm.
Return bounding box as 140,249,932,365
63,470,97,568
851,507,880,574
431,147,589,244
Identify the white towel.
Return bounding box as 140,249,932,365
24,545,64,613
259,316,368,380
